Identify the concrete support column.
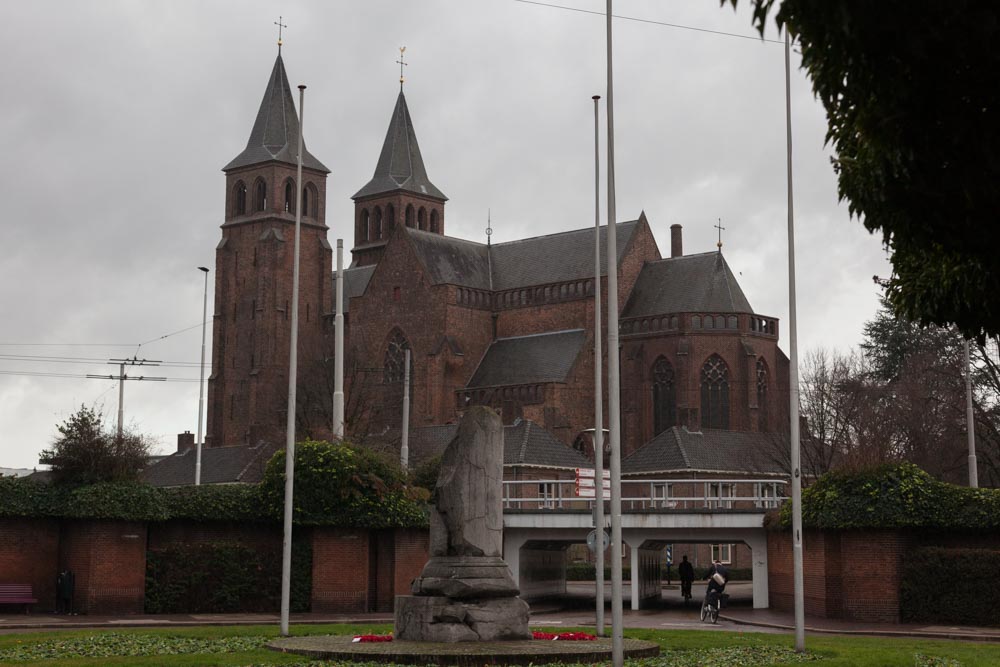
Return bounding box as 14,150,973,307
625,536,642,611
502,531,529,593
745,532,769,609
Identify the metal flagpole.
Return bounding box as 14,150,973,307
401,348,411,469
333,240,345,439
965,340,979,487
784,30,806,652
605,2,624,664
280,84,306,638
592,93,605,637
195,266,209,485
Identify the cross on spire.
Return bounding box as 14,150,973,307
396,46,408,89
715,218,726,250
274,16,287,52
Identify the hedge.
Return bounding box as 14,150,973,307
901,547,1000,626
774,462,1000,531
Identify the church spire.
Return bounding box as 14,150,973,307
352,90,446,201
223,53,328,173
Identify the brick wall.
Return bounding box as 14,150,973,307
147,520,281,551
0,518,59,610
59,520,147,615
311,528,370,613
393,528,429,597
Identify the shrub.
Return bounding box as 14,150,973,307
901,547,1000,625
38,406,152,485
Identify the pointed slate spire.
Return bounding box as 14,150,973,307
353,91,446,200
224,54,328,172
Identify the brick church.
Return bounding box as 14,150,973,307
147,52,790,508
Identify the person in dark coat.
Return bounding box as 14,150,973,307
678,555,695,602
705,560,729,611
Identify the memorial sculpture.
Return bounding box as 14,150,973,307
394,406,532,641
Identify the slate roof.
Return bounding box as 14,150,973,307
141,444,273,487
224,54,329,173
622,251,753,318
330,264,377,313
402,220,640,291
622,427,787,476
407,419,589,471
468,330,586,388
353,91,446,200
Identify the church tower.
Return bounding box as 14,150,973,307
206,52,332,448
351,90,447,266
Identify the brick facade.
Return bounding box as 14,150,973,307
59,520,147,615
0,518,59,610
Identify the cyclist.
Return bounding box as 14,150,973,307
704,559,729,618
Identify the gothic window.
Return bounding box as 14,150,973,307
373,207,383,239
383,329,412,384
301,186,309,217
405,204,415,227
756,357,769,431
418,207,427,230
284,180,294,213
430,209,440,233
253,179,267,212
306,183,319,218
652,356,676,435
234,181,247,216
386,203,396,234
360,209,370,241
700,354,730,429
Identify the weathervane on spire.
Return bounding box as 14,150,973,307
396,46,408,90
486,209,493,247
715,218,726,250
274,16,287,53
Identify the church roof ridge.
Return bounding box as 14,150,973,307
493,328,585,342
491,219,639,248
224,53,328,173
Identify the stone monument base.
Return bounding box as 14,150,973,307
394,594,531,642
412,556,520,598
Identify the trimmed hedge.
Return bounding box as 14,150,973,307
775,462,1000,530
145,537,312,613
901,547,1000,625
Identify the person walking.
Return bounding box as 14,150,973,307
678,555,694,604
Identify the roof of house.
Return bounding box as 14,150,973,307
468,330,586,388
407,419,590,471
353,91,446,201
141,444,274,487
330,264,377,313
622,251,753,318
224,54,328,173
622,427,788,476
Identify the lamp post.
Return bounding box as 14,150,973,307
195,266,209,486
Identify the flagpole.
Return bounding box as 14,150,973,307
592,93,605,637
784,30,806,653
280,83,306,638
333,239,345,439
605,2,624,665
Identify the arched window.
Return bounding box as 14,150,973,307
234,181,247,216
756,357,769,431
700,354,730,429
383,329,412,384
284,180,294,213
373,207,383,240
386,204,396,234
652,356,676,436
253,179,267,212
405,204,415,227
301,186,309,217
418,207,426,230
430,209,440,233
360,209,370,241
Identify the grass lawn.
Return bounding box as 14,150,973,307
0,623,995,666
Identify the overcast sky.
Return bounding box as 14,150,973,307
0,0,888,468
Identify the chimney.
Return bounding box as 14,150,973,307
177,431,195,453
670,224,683,258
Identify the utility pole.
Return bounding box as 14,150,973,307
592,93,606,638
196,266,210,485
965,340,979,487
87,357,166,437
401,348,411,469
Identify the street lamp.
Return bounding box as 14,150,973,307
195,266,209,486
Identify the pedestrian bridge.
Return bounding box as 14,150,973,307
500,478,786,610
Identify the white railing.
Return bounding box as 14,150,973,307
501,478,787,511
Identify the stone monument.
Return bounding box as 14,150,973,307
395,406,532,642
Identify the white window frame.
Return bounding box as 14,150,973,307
756,482,780,509
705,482,734,509
538,482,557,510
711,543,732,565
650,482,676,509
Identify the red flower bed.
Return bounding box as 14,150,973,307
352,634,393,643
532,631,597,641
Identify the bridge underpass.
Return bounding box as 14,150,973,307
500,478,782,610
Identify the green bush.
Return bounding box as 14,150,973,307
776,462,1000,530
260,440,427,528
901,547,1000,625
145,537,311,614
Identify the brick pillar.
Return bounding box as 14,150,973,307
59,520,147,614
840,530,910,623
311,528,370,612
392,527,429,603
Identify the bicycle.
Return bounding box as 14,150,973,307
700,590,728,623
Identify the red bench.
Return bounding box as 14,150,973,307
0,584,37,614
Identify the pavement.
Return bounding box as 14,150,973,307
1,582,997,643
